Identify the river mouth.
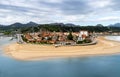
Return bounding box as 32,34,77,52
0,36,120,77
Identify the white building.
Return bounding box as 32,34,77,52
77,31,88,41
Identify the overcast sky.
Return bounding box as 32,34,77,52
0,0,120,25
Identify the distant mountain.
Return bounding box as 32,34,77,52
49,23,78,27
65,23,78,27
96,24,104,27
10,22,23,27
0,24,3,27
24,21,38,26
49,23,64,26
109,23,120,27
0,22,78,27
9,21,38,27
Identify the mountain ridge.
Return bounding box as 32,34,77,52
0,22,79,27
108,23,120,27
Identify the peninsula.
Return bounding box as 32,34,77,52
4,36,120,60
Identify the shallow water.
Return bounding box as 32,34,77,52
0,36,120,77
105,36,120,42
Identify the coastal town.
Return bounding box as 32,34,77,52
19,30,97,46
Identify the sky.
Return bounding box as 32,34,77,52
0,0,120,26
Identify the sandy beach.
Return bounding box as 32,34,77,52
4,36,120,60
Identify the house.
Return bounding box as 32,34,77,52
58,34,67,41
25,33,35,42
77,31,88,41
73,35,78,41
52,34,58,41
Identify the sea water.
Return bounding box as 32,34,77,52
105,36,120,42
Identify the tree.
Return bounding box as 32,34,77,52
67,32,73,40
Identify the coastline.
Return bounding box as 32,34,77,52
4,36,120,61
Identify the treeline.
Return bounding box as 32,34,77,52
0,24,120,35
21,24,120,33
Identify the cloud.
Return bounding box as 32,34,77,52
40,0,93,15
88,0,112,8
110,0,120,11
0,0,120,25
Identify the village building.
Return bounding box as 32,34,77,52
24,33,35,42
77,31,88,41
73,35,78,41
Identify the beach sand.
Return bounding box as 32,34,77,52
4,36,120,60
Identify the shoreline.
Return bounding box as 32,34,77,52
4,36,120,61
